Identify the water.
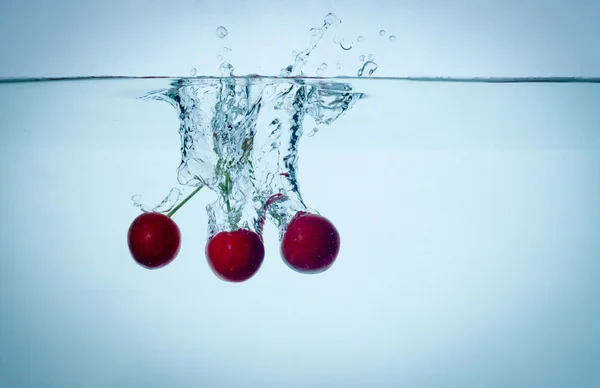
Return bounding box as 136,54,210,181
1,74,599,388
139,76,364,236
1,10,600,388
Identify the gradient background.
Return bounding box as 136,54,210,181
0,1,599,388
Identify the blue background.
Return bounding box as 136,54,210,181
0,1,599,388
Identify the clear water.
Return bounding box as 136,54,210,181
1,74,599,388
1,9,600,388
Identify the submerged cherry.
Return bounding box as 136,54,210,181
127,212,181,269
281,211,340,274
206,229,265,282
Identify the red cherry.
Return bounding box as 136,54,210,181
127,212,181,269
205,229,265,282
281,212,340,274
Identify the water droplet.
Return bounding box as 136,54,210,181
389,35,396,41
320,62,328,69
131,195,142,203
336,62,342,69
217,54,223,60
337,19,342,24
220,62,234,76
359,55,365,61
340,39,353,51
295,55,307,66
368,54,375,61
379,29,386,36
307,127,319,137
292,50,297,56
223,47,231,52
357,36,365,42
324,13,336,25
189,68,197,76
333,35,340,44
310,28,318,36
216,26,228,39
357,61,378,77
316,68,324,76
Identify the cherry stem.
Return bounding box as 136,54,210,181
167,185,204,218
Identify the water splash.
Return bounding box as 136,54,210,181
131,188,182,213
142,78,365,233
139,13,378,234
358,61,378,77
282,13,341,77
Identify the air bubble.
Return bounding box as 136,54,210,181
320,62,328,69
217,54,223,60
379,29,386,36
357,36,365,42
316,68,324,76
216,26,228,39
336,62,342,69
359,55,365,61
223,47,231,52
189,68,197,76
389,35,396,41
368,54,375,61
292,51,297,56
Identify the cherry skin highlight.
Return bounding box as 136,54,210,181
281,211,340,274
127,212,181,269
205,229,265,282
